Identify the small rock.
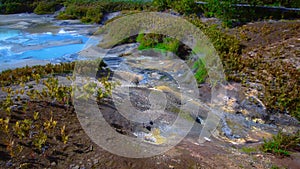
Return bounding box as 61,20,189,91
204,137,211,142
88,145,93,152
146,126,151,131
93,159,99,165
235,111,242,114
72,165,80,169
17,105,23,110
59,21,69,26
196,116,204,124
169,164,175,169
51,162,56,166
145,135,156,143
131,77,140,86
6,161,13,167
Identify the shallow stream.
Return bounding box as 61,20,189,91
0,13,98,71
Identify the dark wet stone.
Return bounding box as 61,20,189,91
146,126,151,131
72,165,80,169
149,121,154,125
196,116,204,124
59,21,69,26
6,161,13,167
236,111,242,114
131,77,140,86
222,126,233,137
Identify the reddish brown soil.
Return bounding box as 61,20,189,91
0,95,299,169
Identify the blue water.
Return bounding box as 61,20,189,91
0,28,89,65
0,29,21,41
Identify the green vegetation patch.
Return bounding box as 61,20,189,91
193,58,207,84
57,0,152,23
0,63,74,86
200,0,300,27
34,0,62,15
136,33,180,53
236,22,300,120
185,15,242,80
261,131,300,156
240,146,257,154
0,0,35,14
135,32,208,83
0,0,63,14
152,0,200,15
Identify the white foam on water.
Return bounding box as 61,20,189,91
0,45,13,57
58,29,66,34
58,29,77,35
0,46,12,50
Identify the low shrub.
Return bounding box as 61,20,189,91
0,60,116,158
255,0,300,7
83,5,103,23
236,23,300,120
33,1,61,14
261,131,300,156
0,0,61,14
152,0,172,11
186,15,242,76
152,0,199,15
0,62,75,86
1,2,34,14
136,33,181,53
201,0,300,27
58,0,152,23
56,13,78,20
